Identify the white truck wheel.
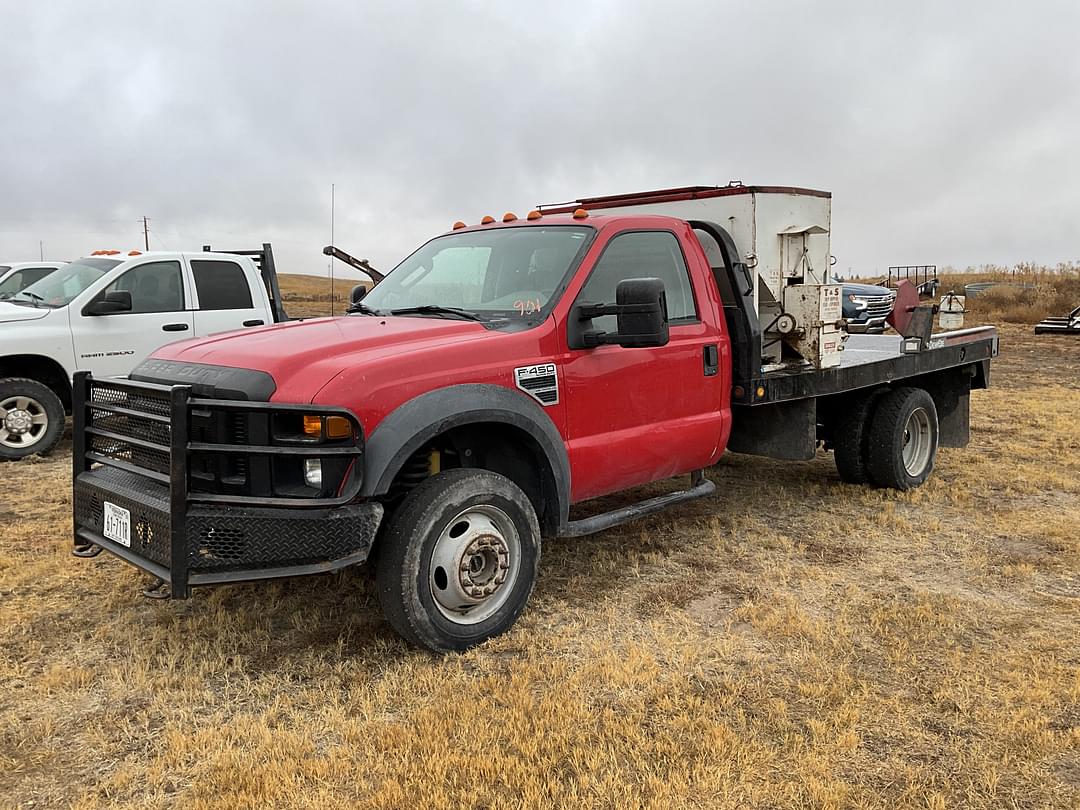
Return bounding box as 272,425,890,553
0,378,65,460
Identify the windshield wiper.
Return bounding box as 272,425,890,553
11,291,44,308
347,301,381,315
388,305,486,322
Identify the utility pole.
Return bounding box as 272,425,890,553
39,240,43,261
142,216,150,251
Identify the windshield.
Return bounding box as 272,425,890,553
0,266,58,298
12,258,120,307
362,226,593,321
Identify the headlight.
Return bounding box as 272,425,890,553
303,459,323,488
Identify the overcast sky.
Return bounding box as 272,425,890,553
2,1,1078,279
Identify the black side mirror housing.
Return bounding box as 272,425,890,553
612,278,669,348
574,277,669,349
350,284,367,304
83,290,132,316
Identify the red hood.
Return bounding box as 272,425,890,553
152,316,491,402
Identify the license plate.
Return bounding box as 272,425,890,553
103,502,131,548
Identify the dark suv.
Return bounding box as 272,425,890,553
843,282,896,333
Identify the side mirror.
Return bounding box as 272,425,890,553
350,284,367,304
576,277,669,349
83,290,132,316
613,278,669,348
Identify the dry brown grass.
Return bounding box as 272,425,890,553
1,326,1078,808
856,265,1080,326
278,273,371,319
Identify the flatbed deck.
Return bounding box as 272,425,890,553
743,326,998,405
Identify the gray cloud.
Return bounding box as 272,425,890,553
2,0,1078,278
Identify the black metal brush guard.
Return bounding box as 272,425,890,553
72,372,380,598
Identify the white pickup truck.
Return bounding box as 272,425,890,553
0,261,68,298
0,244,287,459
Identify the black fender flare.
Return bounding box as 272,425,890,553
361,384,571,530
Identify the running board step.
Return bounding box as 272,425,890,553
559,471,715,538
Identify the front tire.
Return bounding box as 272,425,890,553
375,468,541,652
866,387,939,490
0,378,65,460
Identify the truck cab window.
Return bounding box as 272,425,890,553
105,261,184,313
191,260,254,310
0,267,55,297
577,231,697,332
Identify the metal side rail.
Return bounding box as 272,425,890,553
560,470,715,538
1035,305,1080,335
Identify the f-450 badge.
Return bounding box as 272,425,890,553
514,364,558,406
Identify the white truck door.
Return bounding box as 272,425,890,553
70,259,194,378
189,257,269,336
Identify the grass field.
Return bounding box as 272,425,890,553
1,315,1078,805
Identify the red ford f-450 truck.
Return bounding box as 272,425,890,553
72,185,997,652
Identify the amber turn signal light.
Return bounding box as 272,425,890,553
325,416,352,439
302,414,352,440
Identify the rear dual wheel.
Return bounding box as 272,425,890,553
375,468,540,653
833,386,938,490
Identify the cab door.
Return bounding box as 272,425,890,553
189,257,268,336
560,229,725,501
70,259,194,378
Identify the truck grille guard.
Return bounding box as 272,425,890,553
72,371,374,598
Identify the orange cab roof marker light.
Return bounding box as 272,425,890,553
572,208,589,219
503,212,517,222
526,210,542,220
452,221,467,230
480,215,495,225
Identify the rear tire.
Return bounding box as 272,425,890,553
832,388,886,484
866,387,938,490
0,378,65,460
375,468,540,652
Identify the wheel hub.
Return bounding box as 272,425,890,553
901,407,932,476
4,408,32,435
0,395,47,448
429,505,520,625
459,534,510,598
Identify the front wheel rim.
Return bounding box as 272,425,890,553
429,504,521,626
0,395,49,449
901,407,932,476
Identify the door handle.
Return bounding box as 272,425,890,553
243,319,264,327
162,323,190,332
703,344,719,377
